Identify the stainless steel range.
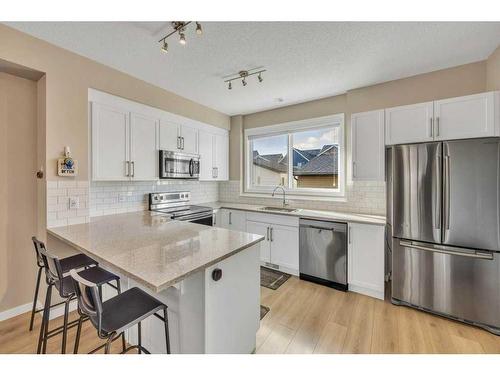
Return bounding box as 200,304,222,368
149,192,213,226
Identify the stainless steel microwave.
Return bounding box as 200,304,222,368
159,150,200,179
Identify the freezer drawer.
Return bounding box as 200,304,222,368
392,239,500,334
299,219,347,289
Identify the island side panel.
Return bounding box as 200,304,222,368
204,243,260,354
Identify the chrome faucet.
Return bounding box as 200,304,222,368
272,185,288,207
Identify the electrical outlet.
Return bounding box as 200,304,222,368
69,196,79,209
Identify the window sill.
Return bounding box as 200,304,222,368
240,191,347,202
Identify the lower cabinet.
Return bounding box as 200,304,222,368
348,222,385,300
219,209,246,231
246,213,299,276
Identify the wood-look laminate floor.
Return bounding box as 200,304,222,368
1,277,499,354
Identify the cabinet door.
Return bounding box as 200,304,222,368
269,224,299,273
180,124,198,154
213,133,229,181
91,102,130,181
159,120,180,151
222,209,246,232
385,102,434,145
348,223,385,300
198,130,214,181
130,112,158,180
434,92,498,140
351,110,385,181
246,220,271,263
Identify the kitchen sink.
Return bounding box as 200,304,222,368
260,206,299,213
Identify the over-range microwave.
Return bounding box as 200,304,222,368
159,150,200,179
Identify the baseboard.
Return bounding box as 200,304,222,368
348,284,384,300
0,302,40,321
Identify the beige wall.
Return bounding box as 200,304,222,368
487,46,500,90
230,60,490,180
0,24,229,182
0,73,38,313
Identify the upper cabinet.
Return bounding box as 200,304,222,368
198,129,229,181
385,102,434,145
434,92,499,141
351,110,385,181
385,92,499,145
89,89,229,182
91,102,130,181
92,102,159,181
159,121,198,154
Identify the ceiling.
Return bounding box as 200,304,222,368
5,22,500,115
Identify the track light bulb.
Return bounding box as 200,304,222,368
179,32,186,45
242,78,247,86
161,40,168,53
196,22,203,35
258,73,263,82
228,82,232,90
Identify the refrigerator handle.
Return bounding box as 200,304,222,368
399,240,493,260
434,150,441,231
444,153,451,231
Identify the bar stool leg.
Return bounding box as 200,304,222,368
115,279,127,352
137,322,142,354
73,315,83,354
104,334,115,354
163,308,170,354
29,266,43,331
61,298,71,354
37,283,52,354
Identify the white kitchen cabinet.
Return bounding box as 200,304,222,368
214,133,229,181
434,92,499,141
130,113,158,180
351,110,385,181
246,220,271,262
198,129,229,181
385,101,434,145
245,212,299,275
213,209,221,228
91,102,130,181
159,121,198,153
348,222,385,300
220,209,246,232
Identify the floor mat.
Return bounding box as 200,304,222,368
261,266,291,290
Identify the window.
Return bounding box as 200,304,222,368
245,114,345,197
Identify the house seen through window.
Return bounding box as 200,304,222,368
246,115,344,196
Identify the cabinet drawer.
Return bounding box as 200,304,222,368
245,211,299,227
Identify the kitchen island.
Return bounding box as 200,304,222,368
47,212,264,354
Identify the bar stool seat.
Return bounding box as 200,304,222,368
59,253,97,273
56,268,119,298
96,287,166,335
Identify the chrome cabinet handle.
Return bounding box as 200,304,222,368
215,167,218,178
429,118,433,137
177,136,180,149
352,161,356,178
266,227,269,241
436,117,440,137
181,137,185,150
131,161,135,177
270,227,273,242
399,241,493,260
213,213,216,226
229,211,232,225
125,161,130,177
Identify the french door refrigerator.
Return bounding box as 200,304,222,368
390,138,500,335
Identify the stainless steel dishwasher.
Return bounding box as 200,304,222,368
299,219,348,291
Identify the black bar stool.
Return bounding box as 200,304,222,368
30,236,98,331
70,269,171,354
36,243,122,354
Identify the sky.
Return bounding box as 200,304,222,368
253,128,339,155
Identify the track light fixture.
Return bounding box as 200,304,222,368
158,21,202,53
224,68,266,90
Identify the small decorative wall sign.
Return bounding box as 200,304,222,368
57,146,78,177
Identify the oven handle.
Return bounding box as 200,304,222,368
399,240,494,260
176,212,214,222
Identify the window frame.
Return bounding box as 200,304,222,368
244,114,345,198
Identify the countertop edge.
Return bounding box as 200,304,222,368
206,202,387,226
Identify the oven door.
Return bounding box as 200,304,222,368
159,150,200,179
176,212,214,226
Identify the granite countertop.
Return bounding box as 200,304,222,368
47,212,264,292
203,201,386,226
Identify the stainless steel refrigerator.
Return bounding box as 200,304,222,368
389,138,500,335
